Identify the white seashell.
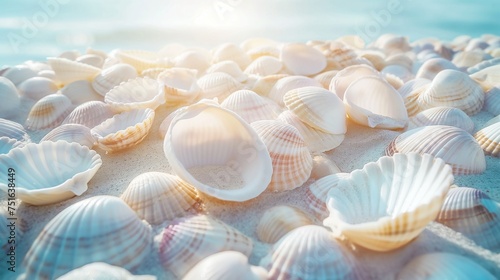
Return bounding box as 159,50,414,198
114,50,170,72
484,86,500,115
58,50,80,60
344,76,408,129
381,64,414,82
212,43,251,69
386,125,486,175
92,63,138,96
120,172,205,225
0,136,24,154
474,121,500,157
314,70,338,89
256,205,313,243
23,196,152,279
415,57,460,80
251,120,312,192
385,53,413,69
373,34,411,53
357,50,386,70
452,50,487,68
399,78,432,116
268,75,322,106
470,64,500,91
260,225,364,280
310,153,341,180
25,94,73,130
408,106,474,133
104,77,164,112
197,72,242,101
47,57,101,85
220,90,278,123
467,57,500,74
183,251,267,280
91,108,155,153
240,37,279,52
17,77,59,101
0,141,102,205
37,69,57,80
251,74,289,96
465,38,490,51
173,50,211,74
324,46,372,70
324,153,453,251
60,80,103,105
86,47,108,60
246,45,281,61
397,253,496,280
280,43,327,75
337,35,365,49
158,43,186,57
244,56,283,76
329,64,379,100
158,107,185,139
158,215,253,278
206,60,247,82
40,124,95,148
157,68,201,106
2,64,37,85
62,101,114,128
141,67,169,79
0,118,31,142
383,73,404,90
75,54,104,68
57,262,157,280
436,187,500,252
307,173,350,220
0,77,20,118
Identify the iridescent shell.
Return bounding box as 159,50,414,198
0,118,30,142
307,173,350,220
256,205,313,243
197,72,242,101
92,63,138,96
408,106,474,133
62,101,115,129
57,262,156,280
206,60,247,82
40,124,95,148
244,56,283,76
17,77,59,101
268,75,322,106
280,43,327,76
60,80,103,105
157,68,201,106
474,121,500,157
0,77,20,118
104,77,164,112
220,90,278,123
25,94,73,131
47,57,101,85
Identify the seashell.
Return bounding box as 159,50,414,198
381,64,414,82
104,77,164,112
244,56,283,76
40,124,95,148
344,76,408,129
37,69,57,80
373,34,411,53
60,80,103,105
212,43,251,69
383,73,404,90
474,121,500,157
408,106,474,133
164,102,272,201
86,47,108,60
385,53,413,70
485,115,500,127
419,69,484,116
23,196,152,279
92,63,138,96
75,54,104,68
324,47,372,70
0,141,102,205
357,50,386,71
307,173,350,220
17,77,59,101
0,136,24,154
120,172,205,225
141,67,169,79
220,90,278,123
25,94,73,130
0,77,20,118
465,38,490,51
310,153,341,180
386,125,486,175
102,56,120,69
268,75,322,106
114,50,170,72
240,37,279,52
158,215,253,278
260,225,364,280
337,35,365,49
397,253,496,280
415,57,460,80
256,205,313,243
451,35,471,51
251,74,289,96
62,101,114,128
0,118,30,142
206,60,247,82
197,72,242,101
2,64,37,85
399,78,431,116
47,57,101,85
246,45,280,61
183,251,267,280
91,108,155,153
280,43,326,76
251,120,312,192
58,50,80,60
467,57,500,74
158,107,184,139
436,187,500,252
173,50,211,74
57,262,157,280
329,64,379,100
157,68,201,106
470,64,500,92
452,50,487,68
314,70,338,89
324,153,453,251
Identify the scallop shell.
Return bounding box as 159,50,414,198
158,215,253,278
2,64,37,85
310,153,342,180
40,124,95,148
418,69,484,115
173,50,211,74
474,121,500,157
60,80,103,105
314,70,338,89
268,75,322,106
0,118,30,142
436,187,500,252
260,225,364,280
164,102,272,202
280,43,327,76
397,253,496,280
220,90,278,123
415,58,460,80
0,141,102,205
256,205,313,243
197,72,243,101
244,56,283,76
470,64,500,91
307,173,350,220
104,77,164,112
383,73,404,90
17,77,59,101
408,106,474,133
62,101,115,128
23,196,152,279
75,54,104,68
251,120,312,192
157,68,201,106
114,50,170,72
91,108,155,152
0,136,24,154
484,86,500,115
399,78,432,116
47,57,101,85
344,76,408,129
0,77,20,118
251,74,289,96
206,60,247,82
183,251,267,280
386,125,486,175
57,262,157,280
212,43,251,69
120,172,205,225
329,64,379,100
25,94,73,130
92,63,138,96
324,153,453,251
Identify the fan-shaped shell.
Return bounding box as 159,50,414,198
268,75,322,106
324,46,371,70
470,64,500,91
25,94,73,130
0,77,20,118
244,56,283,76
40,124,95,148
251,120,312,192
57,262,156,280
329,64,379,100
220,90,278,123
314,70,338,89
17,77,59,101
91,108,155,152
386,125,486,175
60,80,103,105
92,63,138,96
307,173,350,220
310,153,342,180
212,43,251,69
260,225,364,280
474,121,500,157
280,43,326,76
256,205,313,243
0,136,24,154
76,54,104,68
104,77,164,112
484,86,500,115
23,196,152,279
197,72,242,101
47,57,101,85
324,153,453,251
114,50,170,72
251,74,289,96
467,57,500,74
164,102,272,201
120,172,205,225
62,101,115,128
0,141,102,205
415,58,460,80
399,78,431,116
206,60,247,82
157,68,201,106
0,118,30,142
408,106,474,133
158,215,253,278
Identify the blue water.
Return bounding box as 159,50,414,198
0,0,499,66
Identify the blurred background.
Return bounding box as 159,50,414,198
0,0,498,65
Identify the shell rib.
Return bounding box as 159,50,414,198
62,101,115,129
197,72,242,101
0,136,24,154
157,68,201,106
256,205,313,243
474,121,500,157
220,90,278,123
408,106,474,133
104,77,164,112
25,94,73,131
0,118,30,142
40,124,95,148
92,63,138,96
268,75,322,106
307,173,350,220
47,57,101,85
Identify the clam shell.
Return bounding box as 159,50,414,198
373,34,411,53
75,54,104,68
386,125,486,175
329,64,379,100
220,90,278,123
60,80,103,105
280,43,326,76
484,86,500,115
314,70,338,89
92,63,138,96
324,153,453,251
2,65,37,85
114,50,170,72
467,57,500,74
183,251,267,280
381,64,414,82
17,77,59,101
474,121,500,157
25,94,73,131
260,225,364,280
0,136,24,154
40,124,95,148
269,75,322,106
197,72,243,101
470,64,500,91
0,77,20,118
251,74,289,96
23,196,152,279
452,50,487,68
385,53,413,69
173,50,211,74
408,106,474,133
206,60,247,82
0,141,102,205
91,108,155,152
310,153,341,180
244,56,283,76
0,118,31,142
158,215,253,278
120,172,205,225
324,46,371,70
251,120,312,192
57,262,156,280
157,68,201,106
383,73,404,89
62,101,115,128
212,43,251,69
104,77,164,112
164,102,272,201
307,173,350,220
47,57,101,85
415,57,460,80
256,205,313,243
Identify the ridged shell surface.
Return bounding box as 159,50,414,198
268,75,322,106
105,77,164,112
474,121,500,156
25,94,73,130
484,86,500,115
92,63,138,96
306,173,350,220
244,56,283,76
62,101,115,128
256,205,313,243
157,68,200,106
57,262,156,280
220,90,278,123
0,118,30,142
40,124,95,148
0,136,24,154
197,72,242,101
408,106,475,133
47,57,101,85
